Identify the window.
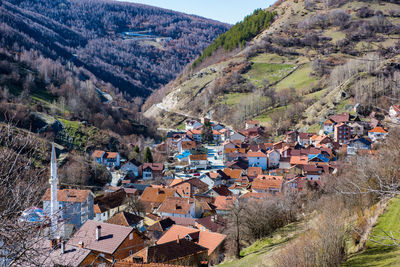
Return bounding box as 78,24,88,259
129,233,133,240
129,250,133,256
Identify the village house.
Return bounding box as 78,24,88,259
105,211,143,229
42,188,95,232
323,119,335,134
122,238,208,266
156,224,227,265
368,126,388,142
347,137,372,155
389,104,400,124
247,151,267,170
222,168,243,183
213,195,237,215
189,154,209,170
267,149,281,168
120,158,141,177
170,178,209,198
245,120,260,130
303,164,324,181
166,131,187,154
334,123,351,145
285,130,298,143
298,132,314,146
67,220,146,261
94,189,128,222
251,175,283,194
187,129,203,142
146,217,175,240
28,239,108,267
247,166,262,180
185,119,203,131
229,132,246,142
92,150,121,168
348,121,365,136
140,163,164,180
177,140,197,154
140,187,177,214
279,157,291,169
218,128,230,142
330,113,350,124
204,185,233,198
195,215,226,233
157,197,197,218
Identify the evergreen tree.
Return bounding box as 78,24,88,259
202,121,214,144
134,145,140,154
144,147,153,163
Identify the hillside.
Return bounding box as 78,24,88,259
0,0,229,98
145,0,400,134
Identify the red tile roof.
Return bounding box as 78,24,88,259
140,187,176,203
42,188,93,203
369,126,388,133
213,196,237,211
252,175,283,191
92,150,105,158
157,197,194,215
247,151,267,158
329,113,349,124
223,168,242,180
156,225,226,256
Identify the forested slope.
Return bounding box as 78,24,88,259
0,0,229,98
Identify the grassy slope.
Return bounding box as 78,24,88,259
218,221,304,267
344,198,400,267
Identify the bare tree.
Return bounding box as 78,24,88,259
0,123,50,266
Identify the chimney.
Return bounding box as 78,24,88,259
61,240,66,254
78,241,84,248
96,225,101,241
176,234,180,244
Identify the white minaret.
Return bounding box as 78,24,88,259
50,143,59,239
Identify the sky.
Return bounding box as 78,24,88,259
120,0,276,24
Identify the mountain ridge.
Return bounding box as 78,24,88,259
145,0,400,136
1,0,230,98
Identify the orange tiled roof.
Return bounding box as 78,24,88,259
247,151,267,158
213,195,237,211
252,175,283,191
290,155,308,165
157,225,226,256
223,168,242,180
369,126,388,133
140,187,176,203
157,197,194,215
92,150,105,158
42,188,92,203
